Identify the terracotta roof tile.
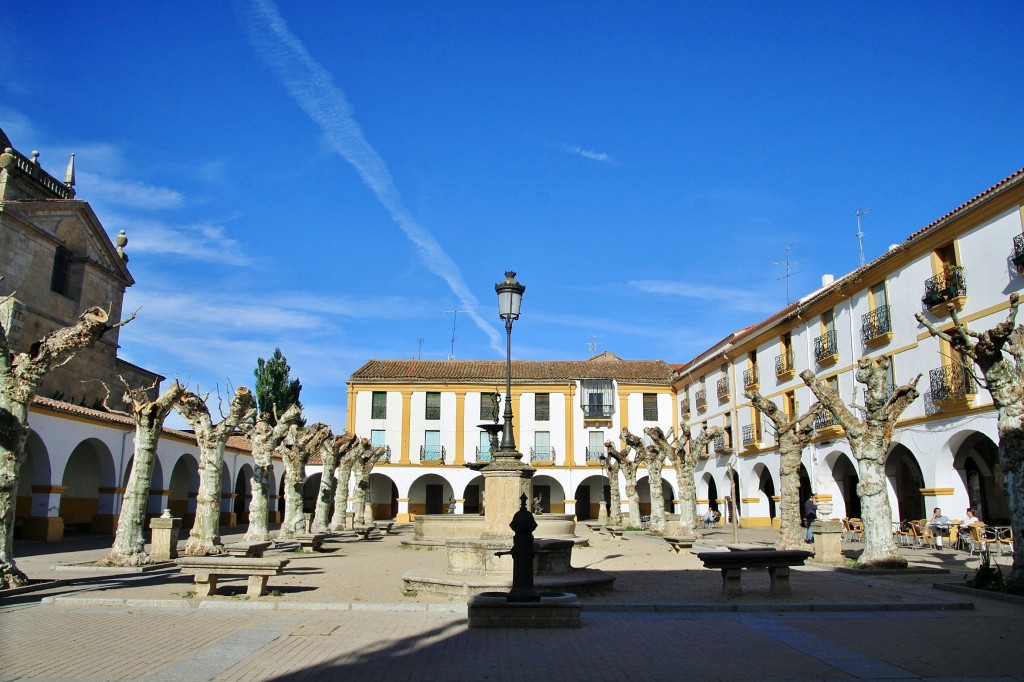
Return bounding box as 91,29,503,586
350,355,674,385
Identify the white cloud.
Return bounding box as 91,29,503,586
563,144,615,164
238,0,503,356
628,279,778,314
77,171,184,209
111,215,251,266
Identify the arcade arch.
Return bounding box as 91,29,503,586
886,444,925,522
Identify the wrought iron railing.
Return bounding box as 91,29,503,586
695,389,707,410
743,367,759,388
741,424,760,446
680,398,691,415
716,377,730,400
582,404,614,419
929,364,976,402
861,305,891,342
531,446,555,462
420,444,446,462
585,446,605,462
534,404,550,421
775,350,795,376
1014,234,1024,273
712,434,732,453
424,405,441,420
475,446,493,463
922,267,967,307
814,410,841,430
814,329,838,362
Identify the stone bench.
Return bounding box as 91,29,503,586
663,536,693,553
295,533,327,552
603,526,626,541
353,525,378,540
175,556,290,597
222,541,271,558
696,550,811,596
375,521,395,535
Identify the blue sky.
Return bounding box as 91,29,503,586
3,2,1023,430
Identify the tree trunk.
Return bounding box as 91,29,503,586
242,404,302,542
355,444,388,526
278,423,332,540
0,306,125,588
311,434,353,533
669,425,722,538
606,457,623,527
330,459,354,531
802,360,918,568
624,428,666,534
101,381,185,566
745,390,822,551
917,296,1024,585
178,387,255,556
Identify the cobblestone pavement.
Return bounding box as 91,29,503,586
2,526,1023,681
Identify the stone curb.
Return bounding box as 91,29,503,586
933,582,1024,605
40,595,973,614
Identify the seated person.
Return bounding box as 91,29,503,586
710,509,721,525
927,507,951,548
962,508,981,527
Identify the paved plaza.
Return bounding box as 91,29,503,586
2,526,1022,681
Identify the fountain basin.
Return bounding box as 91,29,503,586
403,513,586,546
468,591,581,628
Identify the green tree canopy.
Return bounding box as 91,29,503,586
254,347,303,426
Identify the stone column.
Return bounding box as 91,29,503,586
149,513,182,562
563,498,576,518
812,518,844,565
454,498,465,514
23,485,66,542
396,497,410,523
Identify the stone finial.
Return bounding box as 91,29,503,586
64,153,76,186
31,150,40,165
115,230,129,262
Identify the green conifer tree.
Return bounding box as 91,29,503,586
254,347,303,426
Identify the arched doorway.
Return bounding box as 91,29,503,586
886,444,925,521
954,432,1006,524
463,475,485,515
168,454,199,529
636,476,674,516
302,473,321,515
755,464,777,520
725,469,740,523
408,474,453,516
368,473,398,520
702,473,719,512
830,454,861,519
59,438,115,533
798,463,812,514
531,475,566,514
573,475,607,521
234,464,253,524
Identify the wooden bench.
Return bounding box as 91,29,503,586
696,550,811,596
175,556,290,597
663,536,693,553
374,521,395,535
295,533,327,552
222,541,271,558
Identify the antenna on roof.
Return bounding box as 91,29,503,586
417,338,424,360
586,335,603,353
443,310,467,360
855,208,871,267
773,245,802,304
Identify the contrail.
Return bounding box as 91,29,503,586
238,0,502,354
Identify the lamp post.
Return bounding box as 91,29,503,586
495,271,525,455
598,454,609,525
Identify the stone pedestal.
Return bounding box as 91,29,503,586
480,456,534,540
149,516,182,562
812,518,844,565
468,592,581,628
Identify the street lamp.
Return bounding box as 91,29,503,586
495,271,525,453
598,454,609,525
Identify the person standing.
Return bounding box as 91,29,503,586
803,496,817,543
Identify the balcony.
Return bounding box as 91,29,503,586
741,424,762,450
475,445,493,463
742,367,759,391
716,377,730,402
922,267,967,314
814,329,839,365
1014,234,1024,275
813,410,843,439
582,403,614,426
585,446,605,463
531,445,556,464
861,305,893,348
929,364,976,410
424,406,441,421
680,397,691,416
420,444,446,463
695,389,707,412
712,434,733,455
775,350,796,381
